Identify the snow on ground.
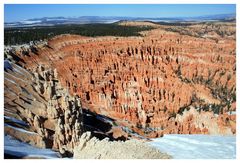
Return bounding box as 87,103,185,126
4,116,28,127
4,60,13,71
20,20,42,24
4,135,60,158
149,134,236,159
4,124,37,135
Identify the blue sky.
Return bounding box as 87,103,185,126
5,4,236,22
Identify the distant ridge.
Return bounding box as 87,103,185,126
5,13,235,28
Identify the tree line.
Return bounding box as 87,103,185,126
4,24,154,45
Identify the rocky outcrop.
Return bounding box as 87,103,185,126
73,132,171,159
175,107,235,135
4,60,83,156
4,21,236,138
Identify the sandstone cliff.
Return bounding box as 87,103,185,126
4,60,83,156
4,21,236,138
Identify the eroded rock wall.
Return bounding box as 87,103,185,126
4,60,83,156
4,23,236,137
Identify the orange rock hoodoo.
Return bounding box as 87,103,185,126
7,24,236,138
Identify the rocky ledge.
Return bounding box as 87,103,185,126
74,132,171,159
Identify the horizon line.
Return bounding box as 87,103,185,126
5,12,236,23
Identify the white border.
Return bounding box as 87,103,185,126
0,1,239,162
0,1,4,160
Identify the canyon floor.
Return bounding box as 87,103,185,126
4,20,236,159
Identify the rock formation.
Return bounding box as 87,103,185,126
4,21,236,138
4,60,83,156
73,132,171,159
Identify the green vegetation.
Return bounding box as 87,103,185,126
4,24,154,45
190,94,225,114
174,65,235,115
169,111,177,119
164,21,236,40
156,21,198,26
175,65,191,84
190,74,235,114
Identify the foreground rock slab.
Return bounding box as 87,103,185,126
73,132,171,159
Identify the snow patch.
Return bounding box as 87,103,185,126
12,63,30,76
5,124,37,135
149,134,236,159
4,135,60,158
20,20,42,24
4,116,28,127
5,78,17,85
4,60,13,71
